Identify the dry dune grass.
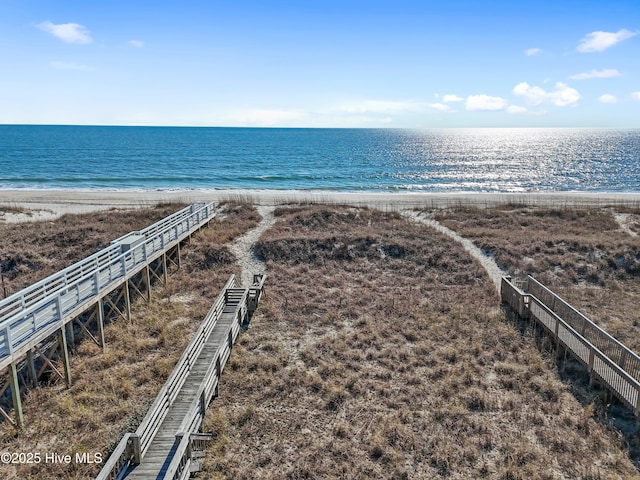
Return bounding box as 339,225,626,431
431,205,640,352
0,202,260,480
201,205,637,479
0,204,185,296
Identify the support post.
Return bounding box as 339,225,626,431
97,299,106,352
177,242,182,268
58,326,72,387
26,349,37,388
66,321,75,350
145,265,151,302
163,253,168,284
124,281,132,323
9,361,24,428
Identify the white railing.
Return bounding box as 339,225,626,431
0,203,216,371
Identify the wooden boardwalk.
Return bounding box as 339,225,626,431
502,275,640,415
0,202,217,428
98,276,265,480
126,294,243,479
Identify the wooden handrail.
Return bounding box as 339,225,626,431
502,276,640,415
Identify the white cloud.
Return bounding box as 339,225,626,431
513,83,546,105
507,105,528,114
49,61,95,71
37,21,93,44
598,94,618,104
577,29,636,53
427,103,454,112
513,82,581,107
570,69,621,80
442,94,463,103
466,94,508,111
631,92,640,101
129,40,144,48
525,48,543,56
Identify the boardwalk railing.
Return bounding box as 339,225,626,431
97,273,266,480
501,275,640,415
0,202,215,369
0,202,216,426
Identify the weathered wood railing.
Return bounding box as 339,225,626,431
502,275,640,415
97,273,266,480
96,275,237,480
526,276,640,383
0,202,216,426
164,289,248,480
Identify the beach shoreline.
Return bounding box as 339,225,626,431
1,188,640,223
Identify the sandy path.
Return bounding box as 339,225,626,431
613,211,638,237
401,210,505,292
228,206,276,287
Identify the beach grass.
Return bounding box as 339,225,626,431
199,204,637,479
1,200,639,479
430,204,640,352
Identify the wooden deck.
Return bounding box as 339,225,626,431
97,276,265,480
125,297,242,479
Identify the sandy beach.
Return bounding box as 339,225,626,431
1,189,640,222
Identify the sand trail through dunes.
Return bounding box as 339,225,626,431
401,210,505,292
229,205,276,287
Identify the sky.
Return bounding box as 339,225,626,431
0,0,639,128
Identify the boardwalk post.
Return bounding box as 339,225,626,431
124,280,132,323
145,265,151,302
26,349,37,388
129,433,141,465
58,326,72,386
177,242,182,268
66,321,75,350
9,361,24,428
97,299,106,351
588,348,595,387
163,253,168,284
200,390,207,415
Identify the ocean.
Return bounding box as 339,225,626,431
0,125,638,192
